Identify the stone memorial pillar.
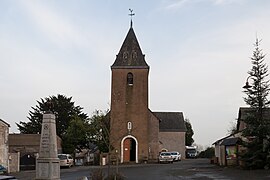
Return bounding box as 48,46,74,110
36,113,60,180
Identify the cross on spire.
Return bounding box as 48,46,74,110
129,9,135,28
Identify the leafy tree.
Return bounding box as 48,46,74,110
241,38,270,169
88,110,110,152
88,110,113,177
184,119,194,146
16,94,88,139
62,115,89,154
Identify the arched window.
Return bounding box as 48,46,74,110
127,73,133,86
127,122,132,130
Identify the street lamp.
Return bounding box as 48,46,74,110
243,75,252,89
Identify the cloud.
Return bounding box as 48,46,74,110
164,0,190,10
19,1,87,49
162,0,244,10
212,0,244,5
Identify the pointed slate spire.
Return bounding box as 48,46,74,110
111,27,149,69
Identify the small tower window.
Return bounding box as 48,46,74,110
127,73,133,86
127,122,132,130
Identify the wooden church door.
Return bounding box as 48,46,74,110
123,138,131,162
123,138,136,162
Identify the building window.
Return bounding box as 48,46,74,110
127,122,132,130
127,73,133,86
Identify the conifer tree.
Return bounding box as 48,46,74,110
16,94,88,138
242,38,270,169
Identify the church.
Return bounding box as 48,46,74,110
109,20,186,163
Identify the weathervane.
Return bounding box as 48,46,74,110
129,9,135,28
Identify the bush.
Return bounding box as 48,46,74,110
90,168,104,180
198,147,215,158
90,169,124,180
105,173,125,180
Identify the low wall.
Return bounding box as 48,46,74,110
9,152,20,173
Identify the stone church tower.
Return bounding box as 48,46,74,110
110,24,150,163
109,21,187,163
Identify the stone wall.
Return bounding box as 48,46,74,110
0,120,9,168
9,152,20,173
148,112,159,161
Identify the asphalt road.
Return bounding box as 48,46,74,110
11,158,270,180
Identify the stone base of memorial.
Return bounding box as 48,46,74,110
36,158,60,180
36,113,60,180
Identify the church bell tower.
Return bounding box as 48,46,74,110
110,20,150,163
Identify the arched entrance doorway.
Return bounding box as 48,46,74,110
121,135,138,163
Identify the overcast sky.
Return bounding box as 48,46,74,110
1,0,270,148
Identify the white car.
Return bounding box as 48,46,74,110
169,151,181,161
58,154,74,168
158,152,174,163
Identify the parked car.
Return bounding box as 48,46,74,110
158,152,174,163
58,154,74,168
170,151,181,161
0,165,7,175
0,176,17,180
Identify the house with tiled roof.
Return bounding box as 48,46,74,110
9,134,62,170
237,107,270,132
213,107,270,166
109,21,186,163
